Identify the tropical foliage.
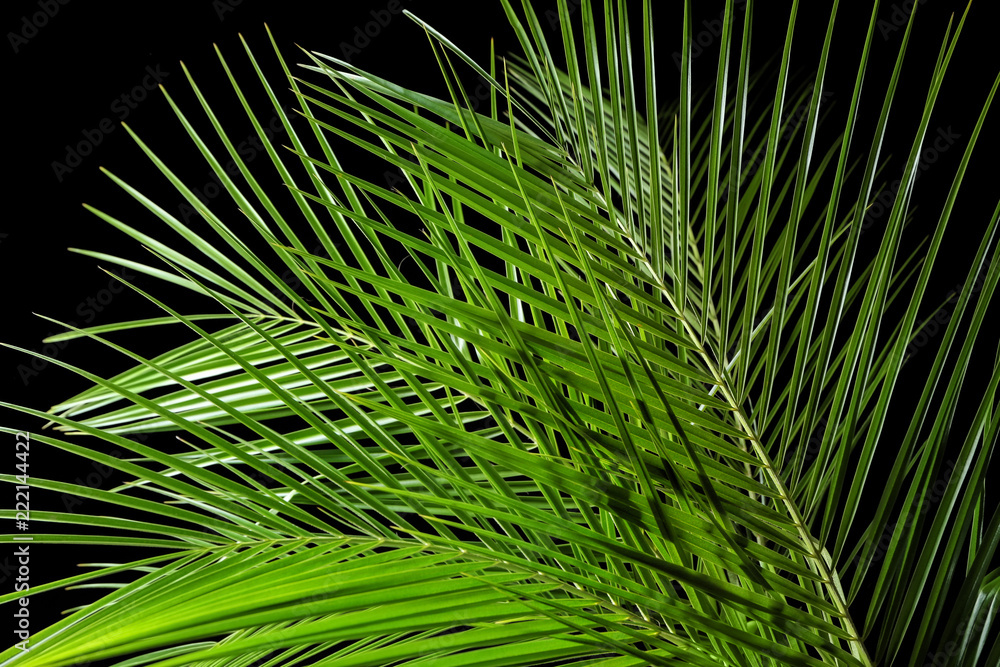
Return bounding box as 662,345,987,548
3,0,999,665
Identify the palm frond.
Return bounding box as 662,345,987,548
3,1,999,666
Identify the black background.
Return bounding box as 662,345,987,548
2,0,998,660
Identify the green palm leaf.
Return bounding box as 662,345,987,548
3,1,998,665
